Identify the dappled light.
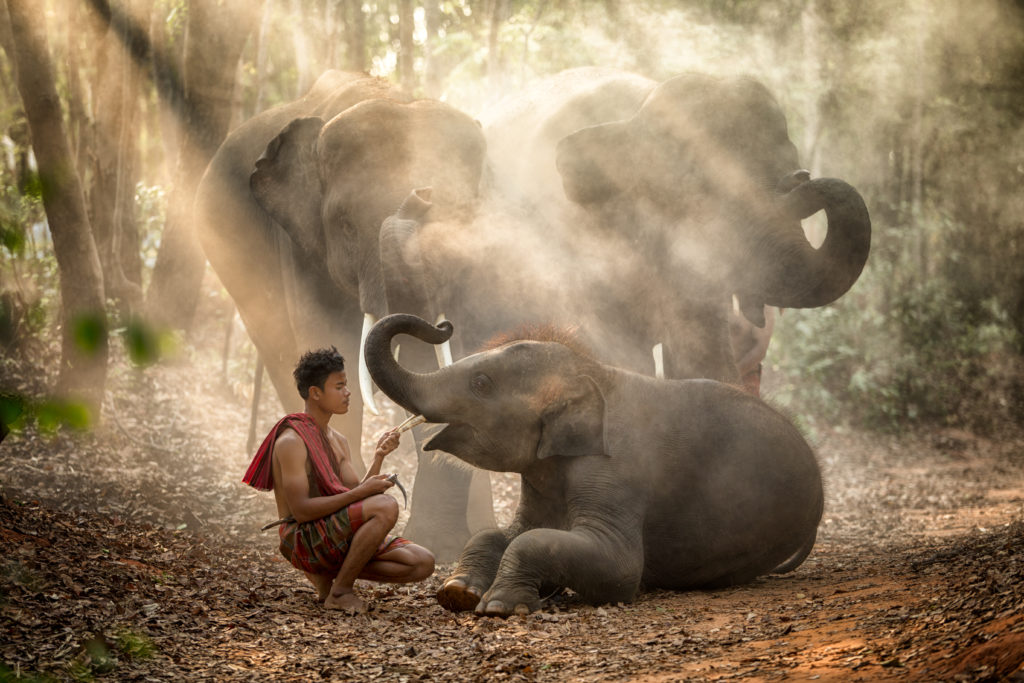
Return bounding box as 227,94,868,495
1,0,1022,679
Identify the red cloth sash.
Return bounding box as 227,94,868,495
242,413,349,496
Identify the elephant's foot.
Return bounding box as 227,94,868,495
475,586,541,617
436,577,485,612
479,599,533,617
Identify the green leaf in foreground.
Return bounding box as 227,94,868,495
71,313,108,355
124,318,162,366
35,399,92,433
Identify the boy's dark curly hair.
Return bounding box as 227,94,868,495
293,347,346,399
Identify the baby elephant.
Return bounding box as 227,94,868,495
364,314,823,616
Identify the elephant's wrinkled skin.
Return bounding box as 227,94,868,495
365,314,824,616
194,71,491,559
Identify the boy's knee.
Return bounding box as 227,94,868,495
366,494,400,526
409,547,435,581
417,546,436,578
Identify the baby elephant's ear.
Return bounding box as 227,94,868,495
537,375,607,460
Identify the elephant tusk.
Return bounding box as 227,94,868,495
653,343,665,379
435,313,454,368
360,313,381,416
395,413,426,433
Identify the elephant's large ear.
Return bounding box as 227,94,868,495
555,121,633,205
537,375,607,460
250,117,326,256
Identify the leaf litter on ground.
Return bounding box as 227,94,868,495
2,297,1024,680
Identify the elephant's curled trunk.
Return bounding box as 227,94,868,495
365,313,452,414
380,189,434,319
753,177,872,310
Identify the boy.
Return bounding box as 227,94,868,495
243,347,434,613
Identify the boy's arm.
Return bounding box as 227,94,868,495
361,430,400,482
275,431,391,523
333,429,401,486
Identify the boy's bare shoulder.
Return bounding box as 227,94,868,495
327,427,351,457
272,428,307,461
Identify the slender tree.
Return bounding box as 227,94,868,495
398,0,415,92
145,0,262,332
422,0,442,97
86,0,146,314
342,0,366,72
2,0,108,417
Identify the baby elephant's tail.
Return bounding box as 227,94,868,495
771,526,818,574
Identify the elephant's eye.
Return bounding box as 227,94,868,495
470,374,494,398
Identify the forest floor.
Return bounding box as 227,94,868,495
2,299,1024,681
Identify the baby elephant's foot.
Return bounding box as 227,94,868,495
476,586,541,617
436,577,487,612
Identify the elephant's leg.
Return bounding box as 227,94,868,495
467,468,497,534
478,527,644,616
400,438,473,563
437,528,511,612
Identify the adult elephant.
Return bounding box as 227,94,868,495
194,71,493,559
365,314,824,616
479,68,872,382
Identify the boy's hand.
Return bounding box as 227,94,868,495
374,429,400,459
358,474,395,496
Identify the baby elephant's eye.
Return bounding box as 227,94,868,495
470,373,494,398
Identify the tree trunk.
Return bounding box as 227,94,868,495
253,0,274,114
4,0,108,417
150,0,182,188
486,0,505,94
145,0,261,332
422,0,441,97
323,0,337,71
63,0,91,179
342,0,366,73
601,0,656,77
290,0,311,98
398,0,415,93
88,0,145,315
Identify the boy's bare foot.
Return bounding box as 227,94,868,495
324,591,366,614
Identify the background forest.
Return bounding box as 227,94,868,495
1,0,1023,438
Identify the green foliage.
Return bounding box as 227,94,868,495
0,394,26,433
18,169,44,202
114,629,156,660
0,217,25,254
119,315,175,367
34,399,92,433
0,181,50,354
62,629,156,681
71,313,108,356
135,183,167,274
772,259,1023,434
79,639,116,677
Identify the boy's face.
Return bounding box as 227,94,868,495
312,370,351,415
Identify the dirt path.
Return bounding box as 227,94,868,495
2,338,1023,680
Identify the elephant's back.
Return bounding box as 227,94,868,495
638,380,823,589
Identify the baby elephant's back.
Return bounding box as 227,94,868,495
638,380,822,589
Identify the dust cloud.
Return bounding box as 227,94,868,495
38,0,1017,530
